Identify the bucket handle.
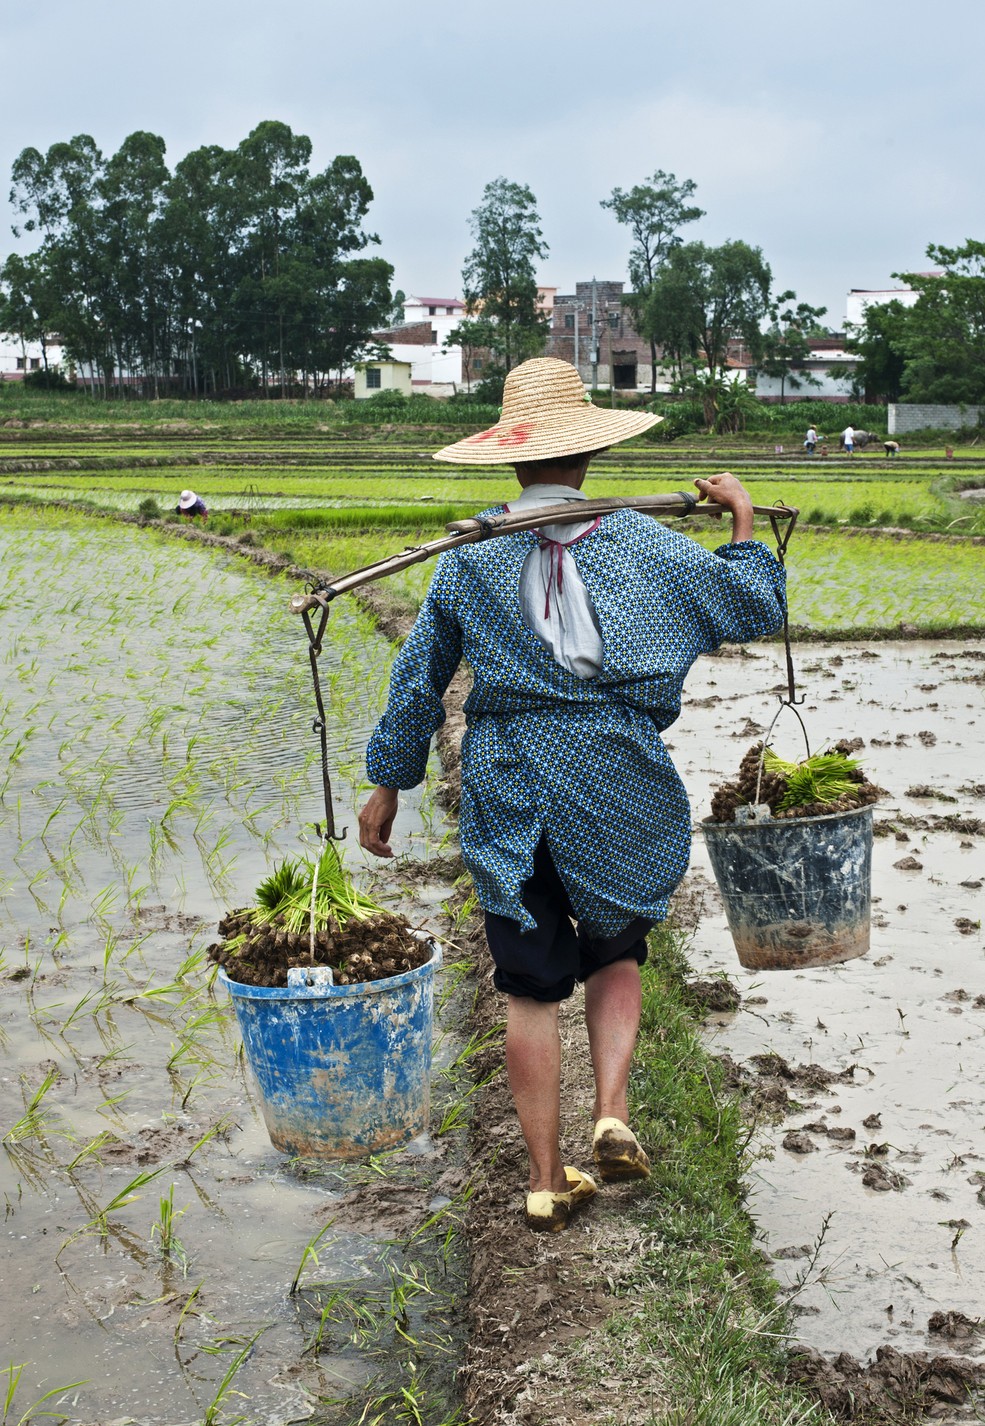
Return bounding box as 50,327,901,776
754,701,812,806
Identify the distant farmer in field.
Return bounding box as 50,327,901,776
359,358,785,1232
176,489,208,521
884,440,901,457
841,425,856,455
804,424,818,456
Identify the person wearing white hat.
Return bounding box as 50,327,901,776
175,489,208,522
358,358,786,1231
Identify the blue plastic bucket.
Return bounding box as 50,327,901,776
219,939,442,1159
702,804,873,971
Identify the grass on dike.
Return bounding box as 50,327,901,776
0,388,498,429
0,470,965,527
572,924,829,1426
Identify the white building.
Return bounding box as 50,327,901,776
750,337,860,404
844,274,941,331
373,294,468,394
401,295,465,333
0,334,67,380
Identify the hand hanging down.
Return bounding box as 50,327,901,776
358,785,399,858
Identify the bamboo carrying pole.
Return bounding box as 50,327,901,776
288,493,799,615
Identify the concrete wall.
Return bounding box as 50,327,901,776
888,404,984,433
752,367,856,402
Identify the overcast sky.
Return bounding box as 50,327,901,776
4,0,983,328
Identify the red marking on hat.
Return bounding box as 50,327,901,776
465,429,497,443
496,424,534,446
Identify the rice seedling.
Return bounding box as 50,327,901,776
64,1132,113,1171
150,1183,188,1267
201,1328,268,1426
3,1070,61,1145
173,1278,210,1344
289,1219,337,1295
2,1362,89,1426
56,1165,170,1258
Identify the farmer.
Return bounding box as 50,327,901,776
176,489,208,521
804,424,818,456
883,440,901,458
358,358,785,1232
841,424,856,456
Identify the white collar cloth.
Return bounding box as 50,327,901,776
508,483,604,680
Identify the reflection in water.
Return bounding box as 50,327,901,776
0,512,461,1424
676,640,985,1362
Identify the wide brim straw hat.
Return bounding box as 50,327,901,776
178,489,198,509
432,357,662,465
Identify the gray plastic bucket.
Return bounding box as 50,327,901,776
701,803,873,970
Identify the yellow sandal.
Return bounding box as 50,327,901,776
525,1166,597,1233
593,1117,651,1183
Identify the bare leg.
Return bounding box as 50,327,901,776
505,995,567,1192
584,958,642,1124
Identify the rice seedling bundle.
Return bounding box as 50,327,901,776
207,846,429,989
710,741,883,823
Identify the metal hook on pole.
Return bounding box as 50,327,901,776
768,504,804,708
299,580,346,844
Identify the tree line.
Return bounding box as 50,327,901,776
6,122,979,412
451,171,826,415
0,122,393,396
846,242,985,406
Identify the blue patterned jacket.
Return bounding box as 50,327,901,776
366,510,785,935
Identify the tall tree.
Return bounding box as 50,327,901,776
444,315,496,394
843,298,911,404
601,170,704,391
10,135,112,393
641,240,775,425
757,299,828,403
6,124,392,400
462,178,549,371
892,242,985,404
0,251,61,383
99,130,170,395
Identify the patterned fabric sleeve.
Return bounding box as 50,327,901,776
365,553,464,790
704,539,787,647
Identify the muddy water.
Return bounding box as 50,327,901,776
0,511,462,1424
674,639,985,1362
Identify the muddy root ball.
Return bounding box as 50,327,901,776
207,908,429,988
710,743,884,824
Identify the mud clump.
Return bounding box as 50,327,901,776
206,908,429,988
928,1310,982,1342
789,1344,985,1420
682,976,741,1014
710,741,883,823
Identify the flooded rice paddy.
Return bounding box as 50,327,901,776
0,509,463,1425
677,639,985,1362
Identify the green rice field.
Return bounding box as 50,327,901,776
1,416,983,633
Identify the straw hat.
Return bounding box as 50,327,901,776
178,489,198,510
433,358,662,465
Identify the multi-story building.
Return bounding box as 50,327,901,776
372,294,467,394
0,335,66,381
546,281,666,391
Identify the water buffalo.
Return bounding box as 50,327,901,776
838,428,879,450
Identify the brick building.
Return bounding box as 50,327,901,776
547,281,665,391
